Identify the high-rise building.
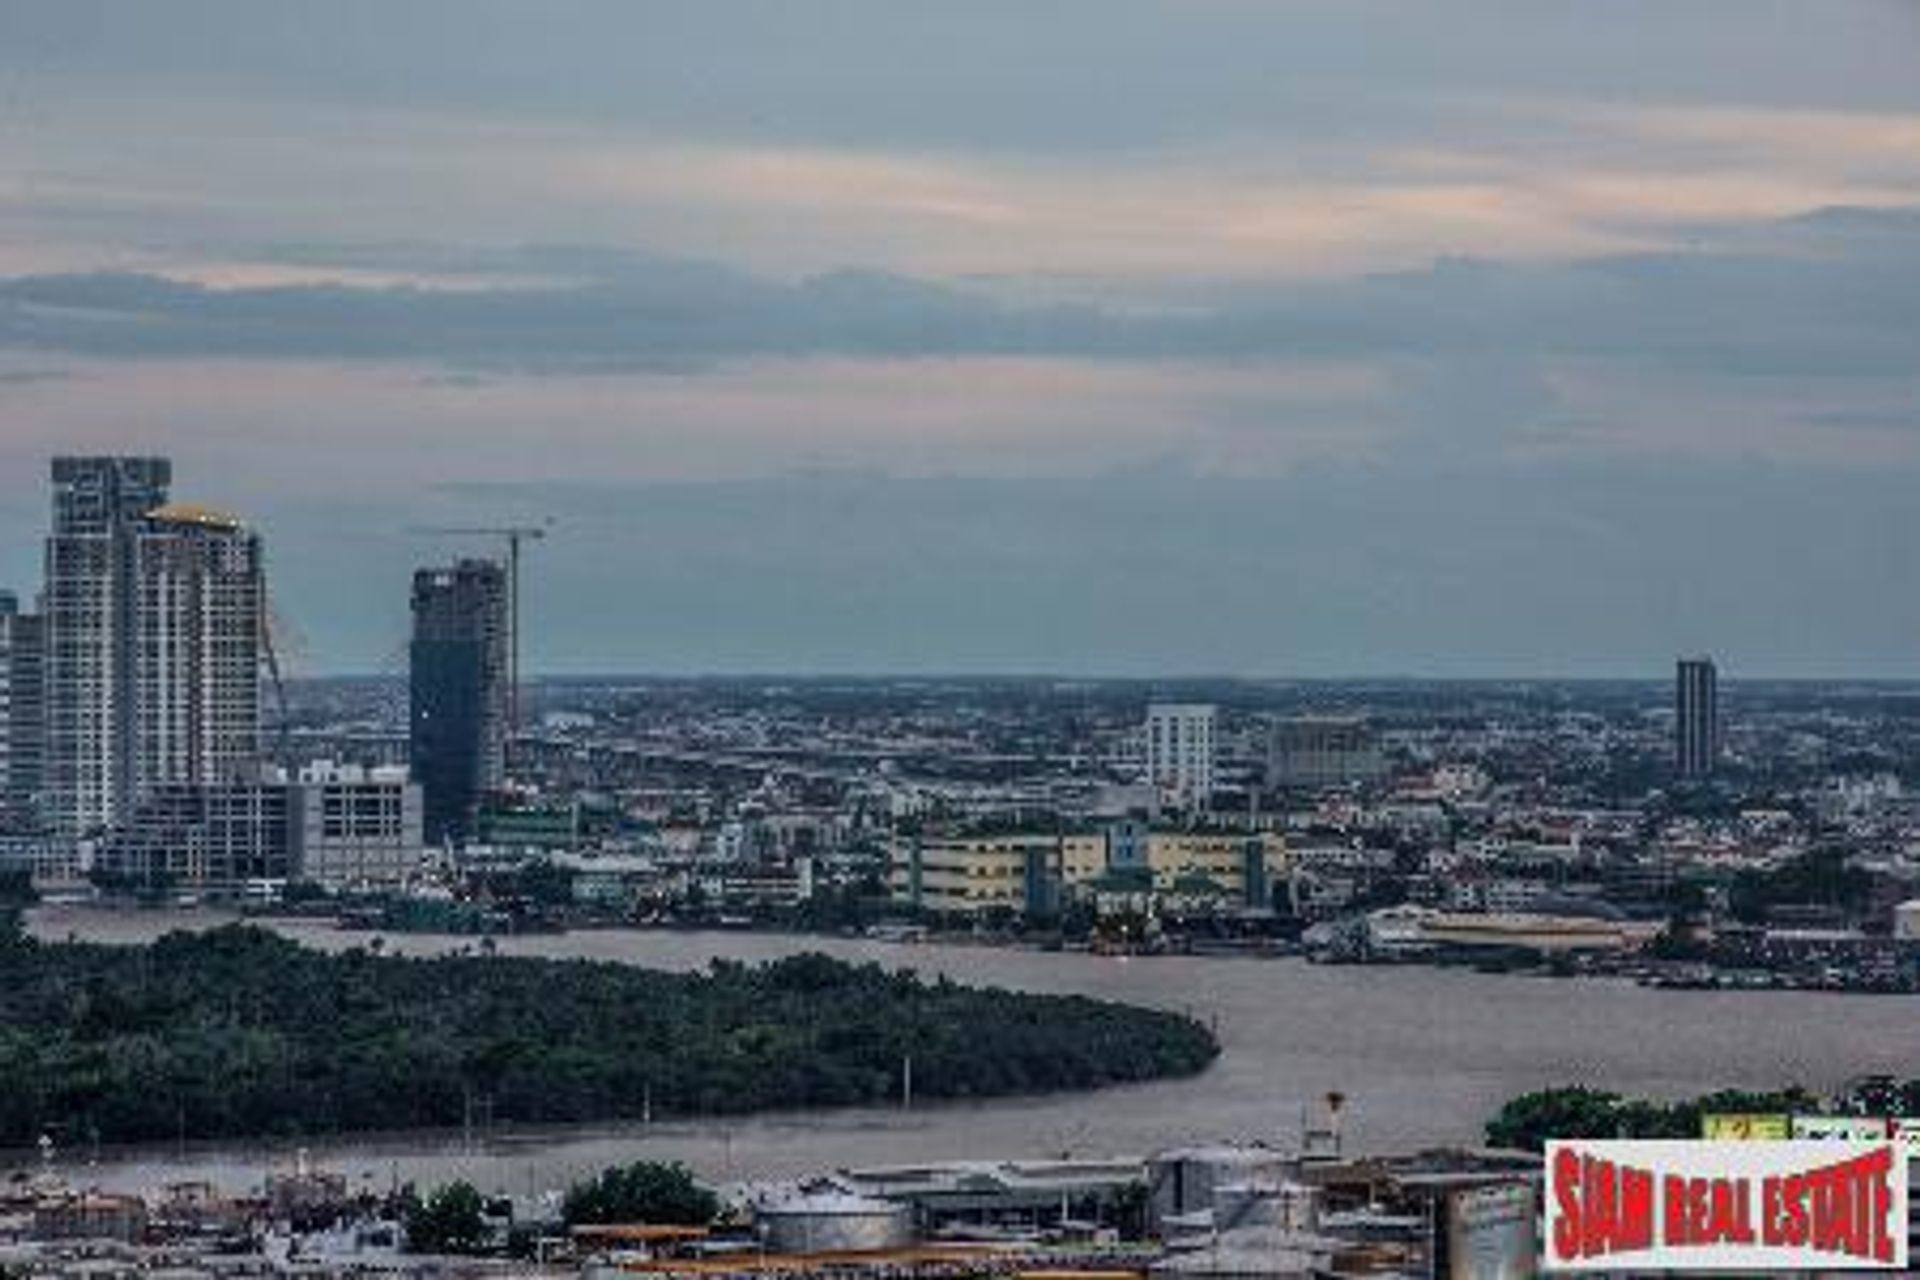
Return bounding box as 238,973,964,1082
1675,656,1719,780
41,457,265,836
0,591,46,832
410,559,508,846
43,456,172,835
1145,702,1216,809
133,504,266,792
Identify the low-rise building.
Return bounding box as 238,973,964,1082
97,763,426,896
890,826,1288,918
1268,717,1385,791
292,761,426,888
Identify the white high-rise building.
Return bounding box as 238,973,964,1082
132,503,265,795
1145,702,1216,809
41,458,264,837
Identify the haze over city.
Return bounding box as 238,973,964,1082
1,1,1918,675
8,9,1920,1275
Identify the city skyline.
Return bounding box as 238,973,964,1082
1,3,1918,676
1,9,1917,1271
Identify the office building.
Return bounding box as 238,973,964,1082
0,592,46,832
1674,656,1719,780
410,559,508,845
1268,716,1386,790
1145,702,1216,809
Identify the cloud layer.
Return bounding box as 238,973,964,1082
1,1,1918,672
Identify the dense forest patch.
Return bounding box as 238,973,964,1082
0,924,1218,1146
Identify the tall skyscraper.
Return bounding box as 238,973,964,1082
1145,702,1216,810
410,559,509,846
1675,656,1719,780
43,456,173,835
133,503,266,792
41,457,265,836
0,591,46,833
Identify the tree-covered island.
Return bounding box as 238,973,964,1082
0,922,1218,1147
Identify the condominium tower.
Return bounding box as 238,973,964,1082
1145,701,1216,810
0,591,45,832
1674,655,1720,780
41,457,265,835
410,559,509,845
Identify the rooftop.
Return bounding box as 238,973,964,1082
144,502,244,532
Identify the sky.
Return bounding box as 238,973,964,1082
0,0,1917,677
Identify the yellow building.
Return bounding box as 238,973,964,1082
1146,831,1290,901
889,833,1062,916
890,828,1289,917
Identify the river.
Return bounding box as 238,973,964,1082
17,907,1916,1199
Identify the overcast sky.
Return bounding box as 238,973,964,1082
1,1,1917,676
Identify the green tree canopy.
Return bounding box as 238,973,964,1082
406,1181,489,1255
562,1161,719,1227
0,925,1218,1145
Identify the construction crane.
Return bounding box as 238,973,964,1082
408,520,552,765
260,598,308,770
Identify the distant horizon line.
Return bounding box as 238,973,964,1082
283,670,1920,687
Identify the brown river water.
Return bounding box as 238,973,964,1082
16,907,1915,1198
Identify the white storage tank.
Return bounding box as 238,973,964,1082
1148,1147,1291,1234
755,1193,911,1254
1212,1181,1318,1235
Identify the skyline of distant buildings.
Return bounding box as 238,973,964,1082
0,455,430,893
0,449,1760,903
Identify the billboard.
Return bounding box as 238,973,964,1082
1795,1115,1894,1142
1544,1139,1908,1272
1701,1112,1791,1141
1438,1181,1537,1280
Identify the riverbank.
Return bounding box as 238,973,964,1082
18,905,1910,1199
0,914,1214,1149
